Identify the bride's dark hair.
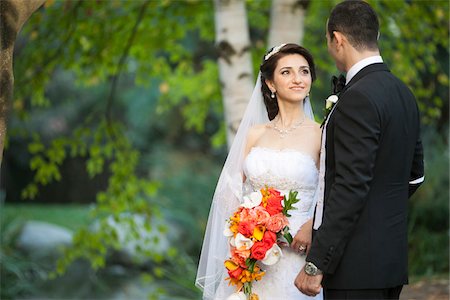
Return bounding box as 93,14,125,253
260,43,316,120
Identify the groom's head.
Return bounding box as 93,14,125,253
327,1,380,52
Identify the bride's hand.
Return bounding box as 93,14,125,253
290,218,313,255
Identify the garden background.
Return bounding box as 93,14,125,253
1,0,448,299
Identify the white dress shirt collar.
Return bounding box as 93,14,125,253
346,55,383,84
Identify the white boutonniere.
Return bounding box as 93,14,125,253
321,94,339,127
325,94,339,110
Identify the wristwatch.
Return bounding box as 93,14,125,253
304,262,323,276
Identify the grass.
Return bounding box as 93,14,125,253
0,203,92,231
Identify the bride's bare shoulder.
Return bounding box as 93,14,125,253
245,123,270,154
248,123,269,136
304,119,321,134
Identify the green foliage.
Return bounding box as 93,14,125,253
50,121,164,276
370,0,449,129
0,215,47,299
15,0,219,138
408,128,449,276
282,190,300,217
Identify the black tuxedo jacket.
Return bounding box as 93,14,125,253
308,63,424,289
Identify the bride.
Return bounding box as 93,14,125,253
196,44,323,300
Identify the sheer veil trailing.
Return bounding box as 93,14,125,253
195,73,315,300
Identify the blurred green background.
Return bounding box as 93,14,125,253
1,0,448,299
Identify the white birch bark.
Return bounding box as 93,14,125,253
0,0,46,164
214,0,254,147
268,0,310,47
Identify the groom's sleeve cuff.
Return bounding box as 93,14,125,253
408,176,424,197
409,176,424,185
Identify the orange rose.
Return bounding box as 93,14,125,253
231,248,250,268
266,213,289,232
240,208,256,223
238,221,256,237
252,206,270,225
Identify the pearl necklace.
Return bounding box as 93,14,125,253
271,115,306,138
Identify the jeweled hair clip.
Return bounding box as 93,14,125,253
264,43,286,61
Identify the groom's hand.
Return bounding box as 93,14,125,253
294,267,322,297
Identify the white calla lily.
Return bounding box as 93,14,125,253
234,233,254,250
261,243,283,265
241,191,263,208
229,236,236,247
223,221,234,237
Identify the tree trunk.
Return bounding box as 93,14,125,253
268,0,310,47
214,0,254,148
0,0,46,164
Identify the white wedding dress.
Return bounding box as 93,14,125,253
242,146,323,300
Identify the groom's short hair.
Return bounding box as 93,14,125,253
328,1,379,51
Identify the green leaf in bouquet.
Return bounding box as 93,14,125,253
282,190,300,217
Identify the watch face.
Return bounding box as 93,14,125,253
305,262,317,275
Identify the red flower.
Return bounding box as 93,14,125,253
265,196,283,216
268,188,282,197
251,241,271,260
238,221,256,237
264,188,284,216
262,230,277,248
228,266,244,279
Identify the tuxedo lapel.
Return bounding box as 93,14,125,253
342,63,389,94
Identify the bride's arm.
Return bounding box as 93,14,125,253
291,123,322,252
291,219,314,254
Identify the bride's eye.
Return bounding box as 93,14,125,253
281,70,290,75
301,69,310,75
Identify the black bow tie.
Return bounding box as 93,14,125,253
331,74,346,94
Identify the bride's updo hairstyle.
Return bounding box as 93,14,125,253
260,43,316,120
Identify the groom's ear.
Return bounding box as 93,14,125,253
333,31,345,48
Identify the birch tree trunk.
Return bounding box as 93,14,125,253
268,0,310,47
0,0,46,164
214,0,254,148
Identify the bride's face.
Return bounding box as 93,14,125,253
266,54,312,103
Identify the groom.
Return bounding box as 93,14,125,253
295,1,424,299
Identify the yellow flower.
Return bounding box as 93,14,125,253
250,293,260,300
253,225,266,241
225,277,243,289
230,213,240,223
240,270,253,283
260,187,269,207
253,270,265,281
230,222,239,234
224,260,239,271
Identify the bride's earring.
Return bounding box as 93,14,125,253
271,91,276,98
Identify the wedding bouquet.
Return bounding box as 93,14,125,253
223,187,300,300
